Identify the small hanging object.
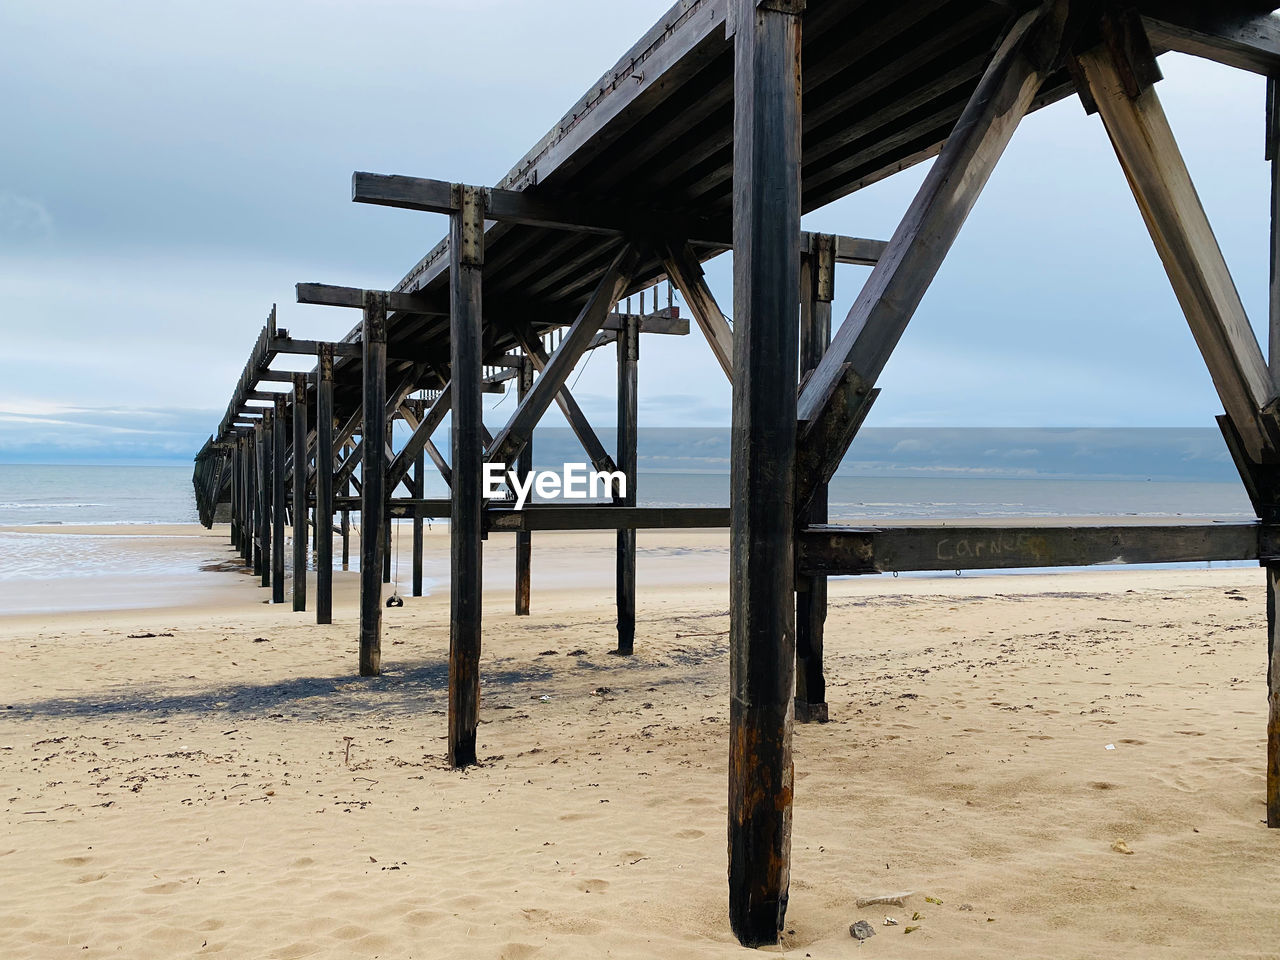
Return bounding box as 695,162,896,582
386,517,404,606
386,594,404,608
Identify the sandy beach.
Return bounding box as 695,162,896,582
1,524,1278,958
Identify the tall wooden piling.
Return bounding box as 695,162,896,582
257,417,270,586
230,441,241,550
616,309,639,654
316,344,335,625
412,447,425,597
292,373,309,612
360,291,389,676
1266,76,1280,829
448,184,486,768
727,0,801,945
341,441,352,570
272,395,287,604
795,235,833,724
515,358,533,615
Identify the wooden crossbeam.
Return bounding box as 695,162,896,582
1140,3,1280,76
793,4,1067,515
1078,34,1274,462
662,241,734,380
271,336,361,358
486,505,729,532
352,172,888,262
296,282,442,316
487,245,641,471
797,522,1264,576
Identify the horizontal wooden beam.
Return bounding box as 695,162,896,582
352,173,886,262
486,505,730,532
797,522,1267,576
1140,4,1280,76
296,282,443,316
271,336,362,358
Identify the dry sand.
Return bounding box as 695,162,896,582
1,524,1278,958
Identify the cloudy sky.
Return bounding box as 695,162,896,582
0,1,1273,462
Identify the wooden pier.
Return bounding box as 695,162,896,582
191,0,1280,944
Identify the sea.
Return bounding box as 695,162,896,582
0,428,1261,588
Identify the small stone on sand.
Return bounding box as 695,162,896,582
849,920,875,941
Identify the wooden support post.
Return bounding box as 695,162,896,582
383,419,394,586
272,395,287,604
292,373,308,612
727,0,801,946
242,436,253,565
616,310,639,654
1269,562,1280,827
341,442,352,570
316,344,335,625
230,442,240,550
795,235,834,724
515,358,533,616
449,184,486,769
360,291,388,677
412,447,425,598
257,418,270,586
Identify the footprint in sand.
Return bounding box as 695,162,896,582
498,943,541,960
1174,730,1205,737
1118,738,1146,745
56,856,93,867
674,828,704,840
289,856,317,869
76,872,108,884
521,908,552,924
576,878,609,894
1088,781,1119,791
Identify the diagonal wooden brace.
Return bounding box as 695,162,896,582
794,3,1066,515
487,244,641,471
511,320,619,477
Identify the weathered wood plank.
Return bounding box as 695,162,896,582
412,447,425,598
449,185,486,769
797,522,1262,576
486,505,729,532
1140,4,1280,76
727,0,801,945
295,282,443,316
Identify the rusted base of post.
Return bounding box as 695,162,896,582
794,700,828,724
728,698,793,947
795,575,828,724
616,528,636,655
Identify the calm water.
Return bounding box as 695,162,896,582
0,464,198,525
